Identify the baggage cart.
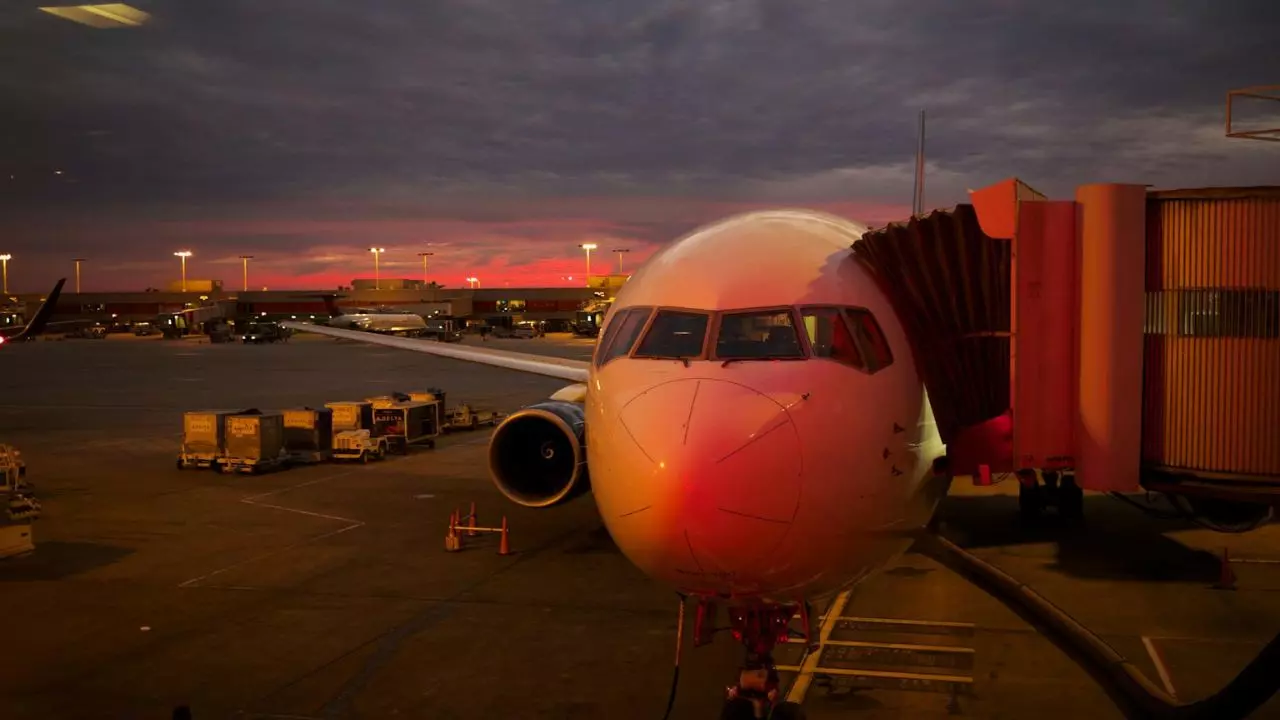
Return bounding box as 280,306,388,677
373,401,441,453
282,407,334,463
326,401,373,432
179,409,249,470
220,412,289,474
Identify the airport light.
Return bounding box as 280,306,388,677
368,247,385,290
72,257,86,293
0,254,10,294
613,248,630,274
580,243,597,287
239,255,254,292
466,276,479,289
174,250,192,293
418,251,434,286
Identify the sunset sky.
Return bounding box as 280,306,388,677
2,1,1277,293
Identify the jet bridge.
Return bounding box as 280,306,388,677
853,178,1280,531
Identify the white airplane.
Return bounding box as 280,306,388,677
315,295,430,336
282,209,950,704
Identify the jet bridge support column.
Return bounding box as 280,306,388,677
1074,184,1147,494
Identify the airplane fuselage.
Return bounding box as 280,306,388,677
329,312,427,335
582,210,947,603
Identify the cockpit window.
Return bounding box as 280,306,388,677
596,307,652,367
715,310,804,359
844,308,894,373
801,307,864,369
634,310,709,359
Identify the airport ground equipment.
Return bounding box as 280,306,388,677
326,401,373,433
332,429,389,462
444,504,510,555
179,409,251,470
1,444,38,559
282,407,333,463
372,400,441,453
220,412,289,474
444,403,502,432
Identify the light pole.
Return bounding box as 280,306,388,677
239,255,254,292
174,251,192,293
368,247,385,290
0,254,11,294
579,243,597,287
613,248,630,274
466,276,479,289
418,251,434,287
72,257,86,293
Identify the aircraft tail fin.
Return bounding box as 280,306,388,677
4,278,66,342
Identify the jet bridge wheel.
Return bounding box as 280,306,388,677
1018,477,1044,522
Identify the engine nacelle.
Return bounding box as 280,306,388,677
488,399,589,508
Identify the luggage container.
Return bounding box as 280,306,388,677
179,409,249,470
408,388,446,409
221,412,288,474
282,407,334,463
373,401,441,453
366,393,409,409
326,401,373,432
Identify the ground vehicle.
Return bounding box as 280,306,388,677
445,403,502,431
332,429,389,462
241,322,287,344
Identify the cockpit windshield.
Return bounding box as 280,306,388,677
715,309,804,359
634,310,709,359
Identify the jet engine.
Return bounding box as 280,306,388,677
488,397,589,508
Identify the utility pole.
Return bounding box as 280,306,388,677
613,248,630,274
239,255,253,292
912,110,927,216
73,258,86,293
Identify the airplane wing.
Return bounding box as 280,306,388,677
278,321,590,383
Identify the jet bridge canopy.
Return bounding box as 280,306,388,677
851,201,1016,455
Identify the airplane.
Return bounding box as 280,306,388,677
0,279,68,346
313,294,430,336
282,209,953,706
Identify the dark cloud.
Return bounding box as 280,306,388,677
0,0,1277,287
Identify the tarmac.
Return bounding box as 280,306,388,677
0,332,1277,719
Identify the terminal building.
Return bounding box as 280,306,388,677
5,274,629,330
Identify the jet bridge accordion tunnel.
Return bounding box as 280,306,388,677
853,179,1280,527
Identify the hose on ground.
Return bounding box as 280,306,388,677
920,533,1280,720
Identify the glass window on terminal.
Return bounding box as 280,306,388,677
800,307,864,369
715,309,805,359
634,310,710,359
595,307,653,367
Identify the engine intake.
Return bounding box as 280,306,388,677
488,400,589,507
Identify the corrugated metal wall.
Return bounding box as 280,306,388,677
1142,188,1280,480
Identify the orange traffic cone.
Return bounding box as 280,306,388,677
445,511,460,552
1214,547,1237,590
498,516,511,556
468,501,478,537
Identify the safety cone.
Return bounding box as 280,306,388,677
445,512,460,552
1214,547,1237,590
498,516,511,556
468,501,478,537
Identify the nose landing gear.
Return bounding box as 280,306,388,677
1017,469,1084,524
689,598,812,718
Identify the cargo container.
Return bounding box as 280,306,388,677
326,401,373,432
373,401,441,453
366,394,408,409
408,388,446,409
179,409,250,470
221,412,287,474
282,407,334,463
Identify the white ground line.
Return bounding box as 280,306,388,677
1142,636,1178,699
178,470,365,588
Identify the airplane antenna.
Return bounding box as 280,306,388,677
912,109,927,216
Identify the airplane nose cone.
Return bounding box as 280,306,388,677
616,378,802,582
